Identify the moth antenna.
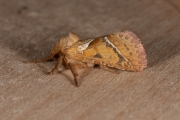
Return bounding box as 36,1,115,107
24,54,55,63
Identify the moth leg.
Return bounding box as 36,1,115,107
25,54,56,63
48,56,63,75
100,65,120,74
68,63,80,87
62,58,69,69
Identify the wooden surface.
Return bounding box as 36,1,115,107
0,0,180,120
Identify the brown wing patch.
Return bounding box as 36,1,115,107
107,31,147,71
82,38,120,65
94,53,102,58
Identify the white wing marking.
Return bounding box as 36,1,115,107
78,39,94,54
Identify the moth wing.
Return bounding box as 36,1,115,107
106,31,147,71
78,37,127,70
67,31,147,72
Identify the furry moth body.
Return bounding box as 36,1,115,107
26,31,147,87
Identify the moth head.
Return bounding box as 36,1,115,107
51,32,80,54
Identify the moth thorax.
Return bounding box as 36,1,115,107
67,38,79,47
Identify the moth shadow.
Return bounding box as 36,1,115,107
61,70,93,87
30,62,76,86
144,34,180,68
58,70,75,86
0,29,68,72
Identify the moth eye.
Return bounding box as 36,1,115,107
54,54,59,58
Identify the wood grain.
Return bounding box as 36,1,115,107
0,0,180,120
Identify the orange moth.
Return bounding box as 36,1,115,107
26,31,147,87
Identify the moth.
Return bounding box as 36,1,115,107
26,31,147,87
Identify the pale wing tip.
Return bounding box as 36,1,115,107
121,31,147,71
